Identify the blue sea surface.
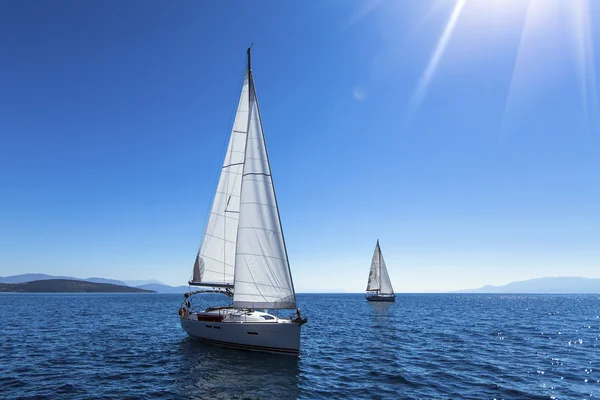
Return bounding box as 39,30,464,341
0,293,598,399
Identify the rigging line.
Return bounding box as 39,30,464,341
207,211,239,221
235,252,287,261
199,254,236,267
200,269,233,276
213,190,240,197
203,232,237,245
236,226,281,233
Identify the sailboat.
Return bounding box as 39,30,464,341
178,48,307,356
365,240,396,302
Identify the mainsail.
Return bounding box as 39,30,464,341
189,72,250,288
190,48,296,309
366,241,381,291
366,240,394,295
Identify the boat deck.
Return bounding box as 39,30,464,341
186,309,294,324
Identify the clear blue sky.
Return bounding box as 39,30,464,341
1,0,598,292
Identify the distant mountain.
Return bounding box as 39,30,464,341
124,279,165,287
0,279,155,293
135,283,189,294
85,277,128,286
1,274,126,287
0,273,75,283
0,273,186,293
454,277,600,294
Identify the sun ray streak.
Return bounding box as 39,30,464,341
502,0,598,138
500,0,536,140
411,0,467,110
570,0,599,131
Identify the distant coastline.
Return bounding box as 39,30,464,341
2,274,599,294
0,279,155,293
0,274,187,293
453,277,600,294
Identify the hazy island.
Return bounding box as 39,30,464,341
0,274,189,293
0,279,156,293
454,277,600,294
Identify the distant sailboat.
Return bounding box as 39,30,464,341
365,240,396,302
178,48,307,356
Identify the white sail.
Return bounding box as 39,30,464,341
366,242,381,291
378,247,394,295
232,73,296,310
190,73,250,287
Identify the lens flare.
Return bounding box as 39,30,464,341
411,0,598,131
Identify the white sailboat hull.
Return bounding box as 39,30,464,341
180,315,301,356
366,293,396,302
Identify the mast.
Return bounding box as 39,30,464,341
247,46,251,73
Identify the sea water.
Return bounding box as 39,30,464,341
1,293,598,399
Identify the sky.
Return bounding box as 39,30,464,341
1,0,599,292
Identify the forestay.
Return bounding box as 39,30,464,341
232,69,296,310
